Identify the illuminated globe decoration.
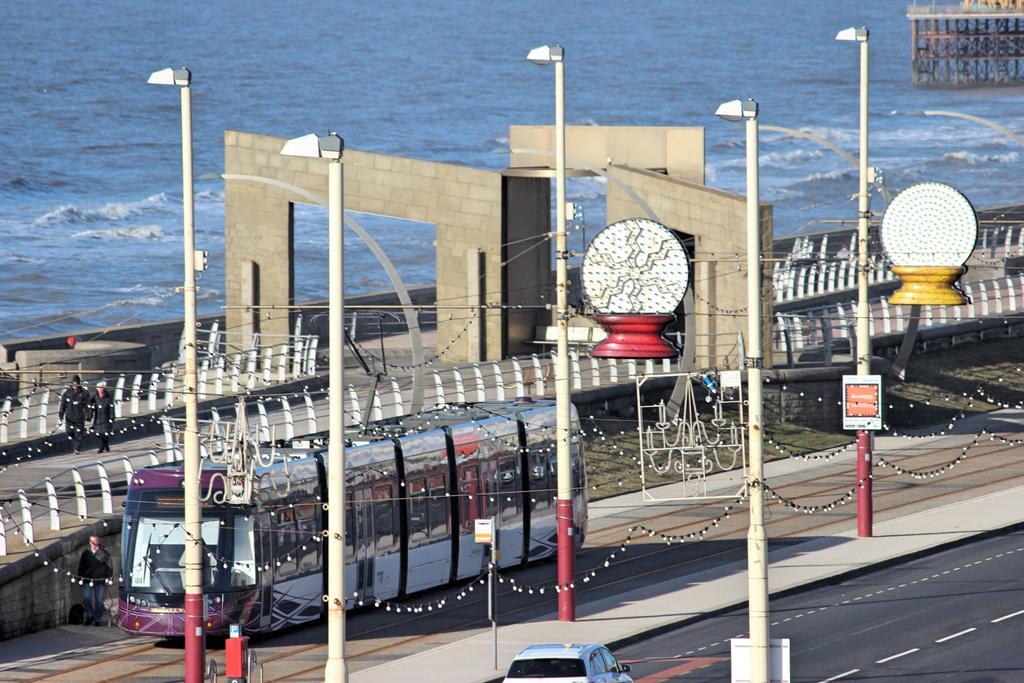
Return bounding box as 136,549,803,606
581,217,691,358
880,181,978,306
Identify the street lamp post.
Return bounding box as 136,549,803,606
837,26,873,538
147,65,204,683
280,132,347,681
715,98,769,682
527,43,575,622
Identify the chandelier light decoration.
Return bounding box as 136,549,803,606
880,181,978,306
581,217,691,358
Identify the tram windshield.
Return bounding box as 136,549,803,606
124,490,257,593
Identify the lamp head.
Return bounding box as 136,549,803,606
527,44,564,65
835,26,869,42
147,66,191,86
714,98,758,122
280,132,345,160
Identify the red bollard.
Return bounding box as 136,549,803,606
225,633,249,682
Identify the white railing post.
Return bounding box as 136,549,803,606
390,378,404,417
304,336,319,376
292,336,305,379
491,362,506,401
164,368,176,407
95,462,112,515
148,372,159,412
471,364,485,402
569,349,582,390
214,358,225,396
965,283,976,319
431,371,445,407
230,354,241,393
978,281,990,316
304,391,317,434
608,358,619,384
71,467,87,519
281,397,294,440
0,397,10,443
256,399,270,442
45,478,60,531
880,298,892,334
198,359,210,401
530,354,545,396
19,390,31,439
130,374,142,415
511,358,525,397
371,388,384,422
261,346,273,385
121,455,134,488
113,374,126,418
245,343,259,390
347,385,363,425
17,490,33,544
38,388,51,436
1007,276,1018,312
453,368,466,403
627,358,638,379
277,343,288,383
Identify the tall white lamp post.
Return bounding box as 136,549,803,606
716,97,769,682
147,65,205,683
280,131,348,681
527,43,575,621
836,25,873,538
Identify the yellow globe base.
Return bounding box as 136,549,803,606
888,265,967,306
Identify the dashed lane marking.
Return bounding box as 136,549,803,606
819,670,860,682
876,648,920,664
991,608,1024,623
935,627,976,643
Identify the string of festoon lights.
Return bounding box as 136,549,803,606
348,308,482,372
761,476,871,514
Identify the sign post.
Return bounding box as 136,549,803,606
843,374,883,537
476,518,498,670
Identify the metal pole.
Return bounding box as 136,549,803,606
490,537,498,670
856,34,873,539
553,49,575,623
745,110,770,683
325,156,349,681
180,78,205,683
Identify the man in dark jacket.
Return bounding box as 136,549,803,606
77,534,113,626
59,375,90,454
90,380,115,453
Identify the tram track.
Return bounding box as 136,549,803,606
22,431,1023,682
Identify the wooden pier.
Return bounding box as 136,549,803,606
908,2,1024,85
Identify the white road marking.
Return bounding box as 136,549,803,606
991,608,1024,623
876,648,919,664
935,627,976,643
820,669,860,682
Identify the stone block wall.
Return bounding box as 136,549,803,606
0,520,120,640
224,131,542,362
605,166,774,368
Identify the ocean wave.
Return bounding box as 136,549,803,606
941,150,1019,165
195,189,224,202
71,224,167,240
7,254,45,265
32,193,171,225
798,168,855,183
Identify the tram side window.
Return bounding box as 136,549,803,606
409,478,429,546
498,453,520,522
373,484,396,556
275,508,299,580
459,466,480,532
295,503,320,573
427,474,449,539
345,493,355,562
526,424,556,512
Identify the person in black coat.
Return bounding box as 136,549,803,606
77,535,113,626
59,375,90,454
90,380,115,453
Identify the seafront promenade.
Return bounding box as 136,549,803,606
0,405,1021,680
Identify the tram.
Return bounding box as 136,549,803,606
118,399,587,636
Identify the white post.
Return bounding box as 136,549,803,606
304,391,317,434
17,490,33,545
453,367,466,403
472,363,486,402
280,397,294,440
530,354,545,395
491,362,506,401
96,461,112,515
114,374,126,418
38,388,50,436
71,467,87,519
277,342,288,383
389,378,404,417
347,385,362,425
431,371,446,407
45,478,60,531
511,358,525,397
256,399,270,442
130,374,142,415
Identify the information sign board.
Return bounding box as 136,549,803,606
842,374,883,431
474,518,494,544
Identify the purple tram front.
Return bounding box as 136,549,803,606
119,456,325,636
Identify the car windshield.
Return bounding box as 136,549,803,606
124,497,257,593
507,657,587,677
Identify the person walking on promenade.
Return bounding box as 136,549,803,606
90,380,114,453
59,375,90,454
77,534,112,626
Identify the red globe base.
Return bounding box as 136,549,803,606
591,313,677,359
